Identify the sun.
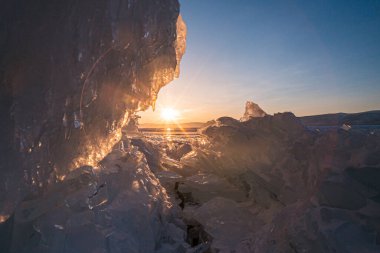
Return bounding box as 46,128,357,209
160,107,180,122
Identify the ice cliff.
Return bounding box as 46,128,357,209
0,0,187,252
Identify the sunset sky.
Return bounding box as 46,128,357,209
140,0,380,124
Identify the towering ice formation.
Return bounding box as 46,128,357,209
0,1,188,252
240,101,267,121
0,0,185,218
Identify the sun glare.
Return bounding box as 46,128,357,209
161,108,180,122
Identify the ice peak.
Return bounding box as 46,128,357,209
240,101,267,122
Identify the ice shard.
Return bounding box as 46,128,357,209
240,101,267,122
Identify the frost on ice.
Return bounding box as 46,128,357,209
125,101,380,253
10,145,190,253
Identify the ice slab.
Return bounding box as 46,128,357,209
178,173,247,204
193,197,255,252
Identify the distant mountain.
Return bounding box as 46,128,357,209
300,110,380,126
139,122,205,129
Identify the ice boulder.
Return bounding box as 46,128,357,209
181,107,380,252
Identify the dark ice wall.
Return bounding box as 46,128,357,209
0,0,184,218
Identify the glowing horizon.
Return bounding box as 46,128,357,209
140,0,380,124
